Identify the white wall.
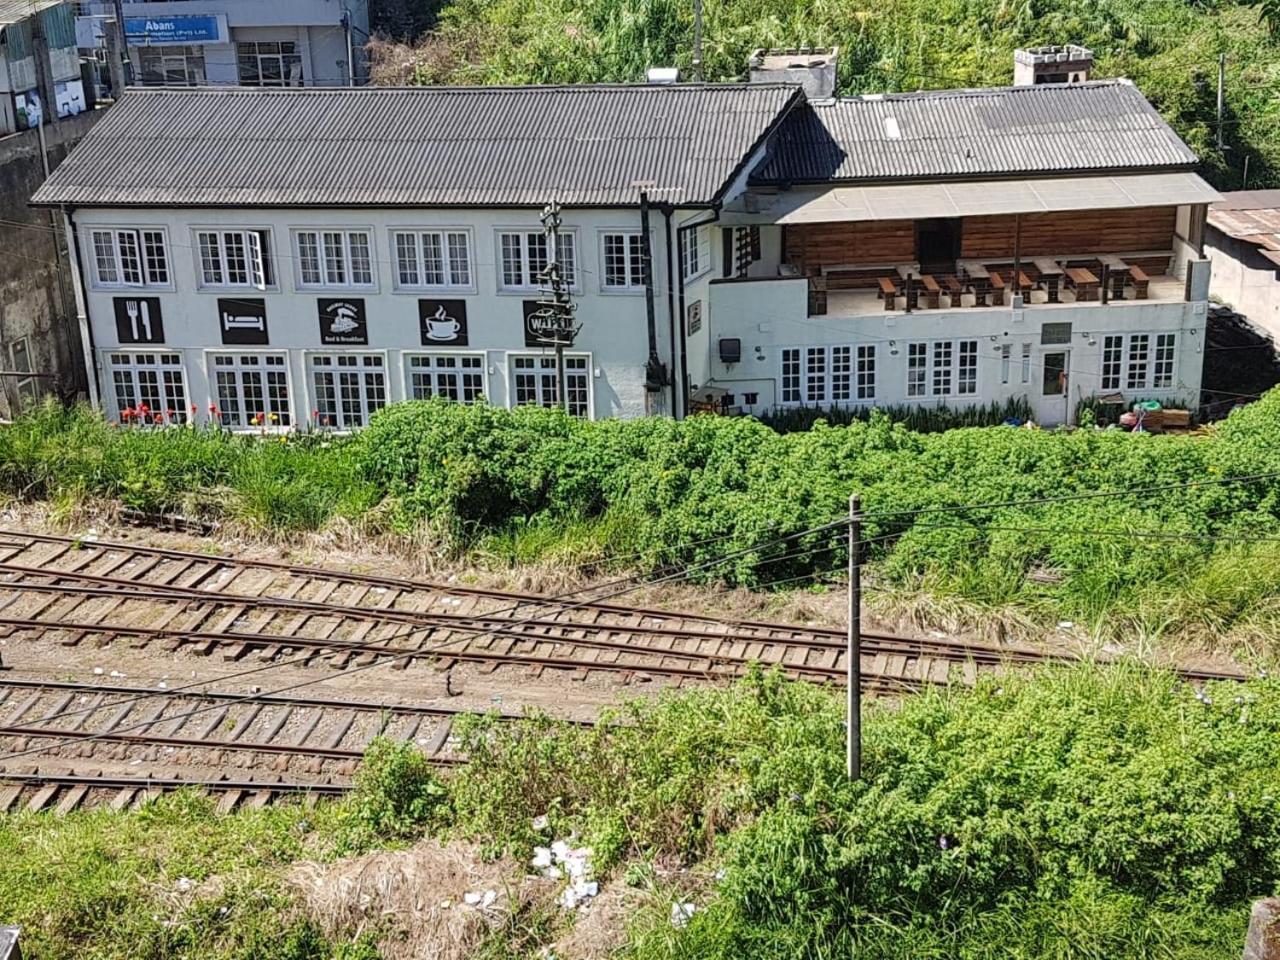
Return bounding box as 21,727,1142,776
707,278,1208,425
1206,231,1280,341
74,204,696,425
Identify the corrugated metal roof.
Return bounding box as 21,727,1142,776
753,80,1198,184
0,0,63,29
722,172,1221,225
1208,191,1280,265
32,84,803,208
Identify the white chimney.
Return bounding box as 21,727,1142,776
647,67,679,84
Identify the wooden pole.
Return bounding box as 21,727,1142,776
847,492,862,780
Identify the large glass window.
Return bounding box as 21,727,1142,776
309,354,386,429
406,354,485,403
601,232,644,290
510,355,589,417
392,231,471,289
90,228,168,287
498,231,576,290
138,45,206,85
210,353,291,428
779,345,875,405
1101,333,1176,391
195,229,274,289
107,352,187,423
907,339,979,398
237,41,303,87
295,230,373,289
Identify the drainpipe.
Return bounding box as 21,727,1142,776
342,10,355,86
662,207,679,416
677,207,720,418
61,207,99,409
639,192,664,397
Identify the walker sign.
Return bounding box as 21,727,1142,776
124,15,227,46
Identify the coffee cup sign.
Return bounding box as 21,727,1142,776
418,300,469,346
522,300,576,347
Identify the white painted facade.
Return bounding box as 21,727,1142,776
701,221,1212,425
71,204,720,427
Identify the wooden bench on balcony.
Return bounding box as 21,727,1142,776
1128,264,1150,300
987,271,1005,306
1065,266,1100,302
877,276,899,310
920,274,941,309
944,275,965,307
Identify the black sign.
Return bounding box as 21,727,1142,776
318,298,368,346
113,296,165,344
418,299,469,346
522,299,577,348
217,297,269,345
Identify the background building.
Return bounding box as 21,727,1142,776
1205,191,1280,342
0,0,86,135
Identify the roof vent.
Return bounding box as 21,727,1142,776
646,67,679,84
1013,44,1093,85
748,47,839,101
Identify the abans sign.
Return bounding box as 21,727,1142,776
124,15,226,45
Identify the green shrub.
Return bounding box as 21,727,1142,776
343,737,448,841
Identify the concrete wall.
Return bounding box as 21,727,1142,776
0,109,100,417
71,203,716,425
1205,228,1280,342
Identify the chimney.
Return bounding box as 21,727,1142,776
1013,45,1093,85
646,67,679,84
748,47,839,101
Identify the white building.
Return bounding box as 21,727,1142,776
31,67,1219,430
78,0,367,88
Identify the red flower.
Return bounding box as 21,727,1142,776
210,405,221,419
138,403,150,416
121,407,135,421
190,404,197,415
311,409,319,420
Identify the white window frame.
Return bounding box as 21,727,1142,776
680,223,711,282
1101,332,1178,392
507,352,592,418
292,228,376,291
205,351,293,430
495,228,579,293
906,339,980,399
389,228,474,292
191,227,276,292
305,352,389,431
778,344,876,406
87,227,172,289
403,351,488,404
8,337,38,405
598,229,645,293
104,350,189,424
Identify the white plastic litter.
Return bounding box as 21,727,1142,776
531,814,549,831
671,903,696,928
463,892,482,906
92,667,104,676
175,877,193,892
537,838,598,910
109,670,125,679
531,847,553,869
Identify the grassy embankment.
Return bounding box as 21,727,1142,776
5,392,1280,644
4,665,1280,959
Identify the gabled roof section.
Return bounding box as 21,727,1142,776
32,83,804,208
1208,190,1280,267
753,80,1198,185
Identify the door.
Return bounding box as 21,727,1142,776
1034,349,1071,425
915,218,962,274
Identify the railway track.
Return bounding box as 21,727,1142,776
0,529,1246,810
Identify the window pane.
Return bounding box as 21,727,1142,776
500,233,523,287
197,232,222,285
224,232,248,285
322,232,346,285
447,232,470,286
298,232,321,285
421,232,444,285
348,232,372,285
92,231,118,284
117,230,143,285
143,231,168,284
395,233,419,286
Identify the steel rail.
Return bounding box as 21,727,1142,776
0,770,352,794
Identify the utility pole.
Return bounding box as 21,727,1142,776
105,3,129,100
1216,53,1226,152
692,0,703,81
847,493,863,780
539,202,577,413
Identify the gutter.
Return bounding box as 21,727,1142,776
638,192,664,394
61,206,99,409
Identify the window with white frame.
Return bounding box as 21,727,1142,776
601,232,644,290
1102,333,1176,391
1020,343,1032,385
309,354,387,429
406,354,485,403
8,338,37,405
392,230,471,289
779,345,876,405
511,355,590,417
107,352,188,422
89,228,169,287
138,45,205,85
907,339,979,398
295,230,374,289
236,41,302,86
1000,343,1011,385
195,229,274,289
209,353,291,428
681,224,710,280
498,231,576,290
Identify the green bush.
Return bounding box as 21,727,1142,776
449,666,1280,959
343,737,448,842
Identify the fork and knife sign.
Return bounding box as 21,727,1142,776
113,296,164,344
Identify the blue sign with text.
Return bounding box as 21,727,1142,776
125,15,225,45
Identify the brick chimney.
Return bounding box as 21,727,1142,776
749,47,839,101
1013,45,1093,85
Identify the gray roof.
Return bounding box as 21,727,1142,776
753,80,1198,185
0,0,63,28
32,84,803,208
